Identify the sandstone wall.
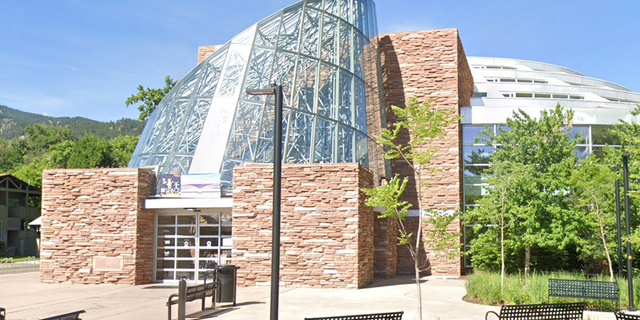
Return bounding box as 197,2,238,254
232,163,374,288
40,168,155,284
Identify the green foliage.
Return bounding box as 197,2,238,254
465,105,582,274
466,271,640,311
1,123,140,187
126,75,177,121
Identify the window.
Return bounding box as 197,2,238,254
473,92,487,97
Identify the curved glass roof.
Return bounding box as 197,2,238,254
129,0,385,193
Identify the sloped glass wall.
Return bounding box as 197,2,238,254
129,0,384,194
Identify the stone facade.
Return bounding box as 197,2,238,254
40,168,155,284
232,163,375,288
198,45,221,63
379,29,474,276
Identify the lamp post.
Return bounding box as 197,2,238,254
622,152,635,311
246,83,283,320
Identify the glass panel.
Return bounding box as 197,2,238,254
158,216,174,225
226,101,264,161
174,99,211,154
177,216,196,225
301,7,320,57
199,238,219,248
353,31,364,79
156,271,173,281
255,13,282,48
464,185,488,204
592,125,619,145
463,146,493,165
338,125,354,162
355,131,368,166
324,0,338,15
307,0,323,9
158,260,174,269
285,111,313,163
159,248,175,258
564,126,588,144
294,57,318,112
218,47,248,97
254,106,290,163
176,68,200,98
241,48,275,101
278,4,303,52
339,22,352,70
220,158,243,187
175,271,194,281
321,14,338,65
340,0,352,23
176,260,195,269
158,226,175,236
463,125,491,145
317,63,337,118
463,167,490,185
270,51,297,107
197,47,227,96
573,146,589,160
154,99,189,153
339,71,353,126
314,118,336,163
199,215,220,225
354,78,366,131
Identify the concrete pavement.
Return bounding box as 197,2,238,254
0,272,617,320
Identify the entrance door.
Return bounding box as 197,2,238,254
154,210,232,283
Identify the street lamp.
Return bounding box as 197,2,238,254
622,152,635,311
246,83,283,320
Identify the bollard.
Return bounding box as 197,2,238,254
178,278,187,320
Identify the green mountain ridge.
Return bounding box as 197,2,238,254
0,104,144,139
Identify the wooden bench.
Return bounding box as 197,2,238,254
39,310,86,320
304,311,404,320
616,312,640,320
167,281,218,320
548,278,619,309
485,302,585,320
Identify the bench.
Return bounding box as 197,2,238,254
548,278,619,309
616,312,640,320
485,302,585,320
39,310,86,320
304,311,404,320
167,275,219,320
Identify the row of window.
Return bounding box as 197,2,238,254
486,78,547,84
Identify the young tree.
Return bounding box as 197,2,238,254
126,75,176,121
363,97,460,320
569,155,617,280
467,104,581,275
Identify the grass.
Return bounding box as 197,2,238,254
0,256,39,263
465,271,640,311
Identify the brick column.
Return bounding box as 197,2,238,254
379,29,474,276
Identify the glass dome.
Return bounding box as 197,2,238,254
129,0,385,194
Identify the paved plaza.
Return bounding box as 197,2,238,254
0,272,617,320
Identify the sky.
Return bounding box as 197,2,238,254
0,0,639,122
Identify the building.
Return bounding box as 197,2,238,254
0,174,40,257
39,0,639,286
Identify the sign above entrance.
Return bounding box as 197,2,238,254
181,173,221,199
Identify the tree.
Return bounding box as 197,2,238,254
363,97,461,320
466,104,581,275
569,155,617,280
126,75,176,121
109,135,139,167
67,134,113,168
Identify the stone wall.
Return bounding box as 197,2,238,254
40,168,155,284
198,45,221,63
232,163,375,288
379,29,473,276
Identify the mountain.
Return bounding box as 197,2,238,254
0,105,145,140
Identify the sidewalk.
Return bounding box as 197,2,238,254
0,272,616,320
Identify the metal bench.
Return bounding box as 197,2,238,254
39,310,86,320
548,278,619,309
616,312,640,320
485,302,585,320
167,273,219,320
304,311,404,320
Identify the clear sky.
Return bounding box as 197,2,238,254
1,0,638,122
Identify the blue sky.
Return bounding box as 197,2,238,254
1,0,638,122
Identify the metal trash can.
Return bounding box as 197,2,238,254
0,307,5,320
216,265,239,306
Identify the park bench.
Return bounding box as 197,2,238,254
304,311,404,320
39,310,86,320
616,312,640,320
485,302,585,320
548,278,619,309
166,273,219,320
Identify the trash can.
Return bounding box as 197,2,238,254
0,307,5,320
216,265,239,306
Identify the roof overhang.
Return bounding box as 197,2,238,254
144,197,233,209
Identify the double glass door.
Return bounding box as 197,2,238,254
155,210,232,282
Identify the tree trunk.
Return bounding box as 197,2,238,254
524,246,531,276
